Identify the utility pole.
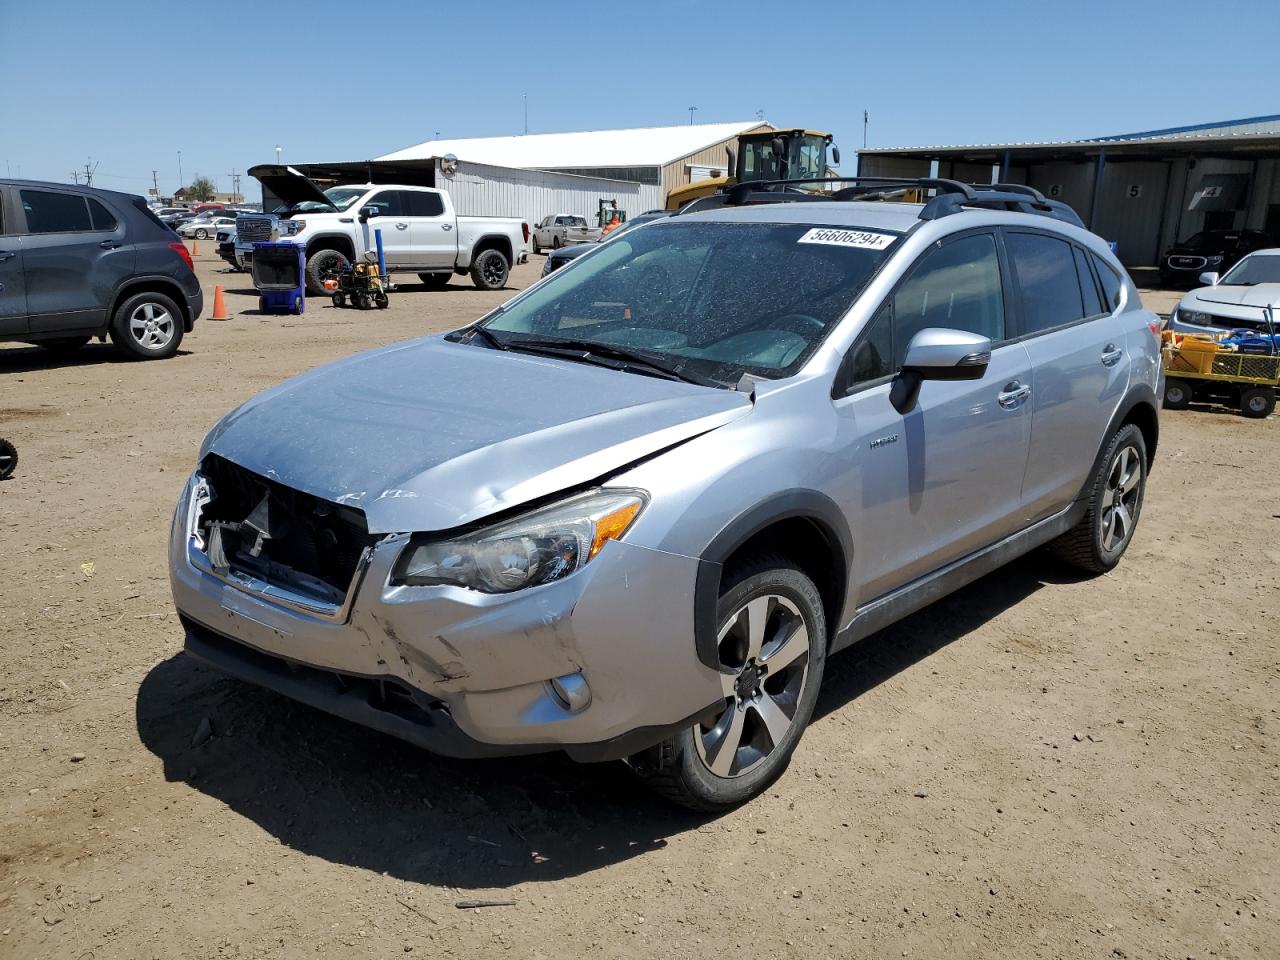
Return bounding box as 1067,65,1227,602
83,159,98,187
275,145,282,165
177,150,183,191
863,109,869,149
70,170,80,184
152,170,159,196
523,93,528,135
756,108,765,121
688,106,697,125
227,170,241,203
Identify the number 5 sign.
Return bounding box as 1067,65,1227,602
1126,184,1144,199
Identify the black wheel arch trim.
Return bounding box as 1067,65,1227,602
1076,383,1159,504
693,489,852,670
110,276,194,330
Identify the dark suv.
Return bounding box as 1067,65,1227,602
0,180,203,360
1158,228,1272,287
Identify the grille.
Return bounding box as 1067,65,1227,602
1169,255,1207,270
198,454,378,603
237,216,275,243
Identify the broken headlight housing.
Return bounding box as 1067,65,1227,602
391,489,646,594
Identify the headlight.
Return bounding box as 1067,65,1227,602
281,220,306,237
391,489,646,593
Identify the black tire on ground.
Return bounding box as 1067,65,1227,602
38,336,91,354
194,228,208,240
304,249,351,296
552,235,562,249
1049,423,1147,575
1239,387,1276,419
108,290,184,360
1163,378,1193,410
417,272,452,290
331,293,345,307
630,555,827,811
533,238,542,255
0,437,17,481
375,293,389,309
470,249,510,291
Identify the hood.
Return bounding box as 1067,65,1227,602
1192,283,1280,309
200,336,752,533
246,164,335,209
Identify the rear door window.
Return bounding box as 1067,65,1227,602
1072,245,1103,317
407,191,445,217
1092,255,1123,312
87,198,119,232
1006,232,1086,335
20,190,92,233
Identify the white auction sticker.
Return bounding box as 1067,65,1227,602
797,227,897,250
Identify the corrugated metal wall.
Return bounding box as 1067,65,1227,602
439,160,663,225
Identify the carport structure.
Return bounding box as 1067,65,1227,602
857,115,1280,266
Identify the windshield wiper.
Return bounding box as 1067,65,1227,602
501,335,723,388
462,323,510,351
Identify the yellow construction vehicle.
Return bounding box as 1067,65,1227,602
665,128,839,210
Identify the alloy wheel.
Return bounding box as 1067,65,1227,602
129,302,175,351
482,255,506,286
1100,445,1141,552
694,594,810,779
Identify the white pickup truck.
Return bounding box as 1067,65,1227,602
531,214,601,253
237,166,529,294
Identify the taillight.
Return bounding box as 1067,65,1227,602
169,241,194,272
522,222,530,243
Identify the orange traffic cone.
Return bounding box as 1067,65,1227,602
210,285,229,321
191,240,200,256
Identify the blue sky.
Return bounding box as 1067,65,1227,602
3,0,1277,198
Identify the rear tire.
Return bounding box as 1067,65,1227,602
1240,387,1275,419
38,336,91,354
470,249,510,291
417,272,451,290
1049,424,1146,574
0,437,17,481
194,228,208,240
305,249,350,296
108,291,184,360
631,556,826,811
1163,378,1192,410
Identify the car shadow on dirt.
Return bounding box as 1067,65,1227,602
0,343,193,372
135,551,1086,888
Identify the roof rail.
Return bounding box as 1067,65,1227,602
720,176,1085,228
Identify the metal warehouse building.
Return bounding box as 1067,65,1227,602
282,121,768,228
857,114,1280,266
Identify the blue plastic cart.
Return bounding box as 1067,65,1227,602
251,242,305,315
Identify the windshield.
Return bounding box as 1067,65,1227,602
740,135,827,182
322,187,364,211
1220,253,1280,286
480,220,896,381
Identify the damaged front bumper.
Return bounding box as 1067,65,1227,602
168,471,724,762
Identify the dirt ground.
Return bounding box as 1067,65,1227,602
1,249,1276,960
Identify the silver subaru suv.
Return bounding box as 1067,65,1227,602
169,179,1162,810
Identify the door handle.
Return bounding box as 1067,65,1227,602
1101,344,1123,366
395,222,409,230
442,223,453,231
998,381,1031,409
0,251,14,262
99,239,122,249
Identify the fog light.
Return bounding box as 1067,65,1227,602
547,673,591,713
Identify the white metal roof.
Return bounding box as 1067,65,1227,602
377,121,769,169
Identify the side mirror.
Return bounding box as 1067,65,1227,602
830,145,841,166
1199,271,1220,286
771,137,785,158
359,205,380,222
890,328,993,414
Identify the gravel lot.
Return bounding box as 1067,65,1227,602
1,248,1276,959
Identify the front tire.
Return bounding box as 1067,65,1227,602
470,249,510,291
1049,424,1147,574
194,228,209,240
0,437,17,481
1240,387,1275,419
305,249,350,296
632,557,826,811
109,291,183,360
